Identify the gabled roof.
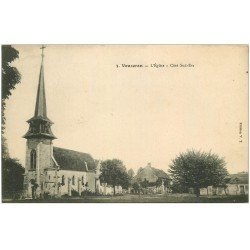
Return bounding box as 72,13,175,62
53,147,96,172
151,167,169,179
133,165,169,183
228,172,248,184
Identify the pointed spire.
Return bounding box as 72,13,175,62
24,45,56,140
34,46,47,118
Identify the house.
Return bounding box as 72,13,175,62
133,163,170,183
225,172,248,195
132,163,171,194
23,49,100,199
200,172,248,196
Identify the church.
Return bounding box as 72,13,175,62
23,48,101,199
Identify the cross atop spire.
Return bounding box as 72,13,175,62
23,45,56,140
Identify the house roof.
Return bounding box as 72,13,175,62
228,172,248,184
53,147,96,172
133,165,170,183
151,167,170,179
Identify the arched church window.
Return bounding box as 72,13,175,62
30,150,36,170
62,175,65,186
72,176,75,185
82,176,84,184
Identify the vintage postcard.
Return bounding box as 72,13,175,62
1,45,248,203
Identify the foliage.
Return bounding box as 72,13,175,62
71,189,79,197
81,189,95,196
100,159,130,193
132,182,140,193
140,178,149,188
133,177,170,189
169,149,228,196
2,136,9,159
155,177,171,188
217,176,232,195
61,194,69,198
2,157,25,193
2,45,21,159
30,179,39,189
44,192,53,199
170,182,188,193
2,45,21,100
2,45,21,132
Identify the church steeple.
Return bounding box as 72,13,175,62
34,46,47,118
24,46,56,140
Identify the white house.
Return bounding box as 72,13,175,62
200,172,248,196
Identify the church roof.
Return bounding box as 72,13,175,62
53,147,96,172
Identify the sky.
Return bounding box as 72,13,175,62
4,45,248,174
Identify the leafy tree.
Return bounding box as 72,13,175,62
155,177,171,188
132,182,140,193
2,136,9,159
2,45,21,131
170,181,188,194
169,149,228,196
1,46,23,197
2,45,21,156
2,158,25,194
218,176,231,195
140,178,149,188
100,159,130,194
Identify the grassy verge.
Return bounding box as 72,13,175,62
2,194,248,203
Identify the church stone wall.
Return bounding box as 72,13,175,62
24,139,53,198
26,139,53,171
56,170,97,196
86,172,96,192
38,141,53,170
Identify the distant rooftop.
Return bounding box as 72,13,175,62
228,172,248,184
133,163,170,183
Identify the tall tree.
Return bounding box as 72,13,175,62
2,46,21,98
100,159,130,194
169,149,228,196
2,45,21,154
2,46,23,197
